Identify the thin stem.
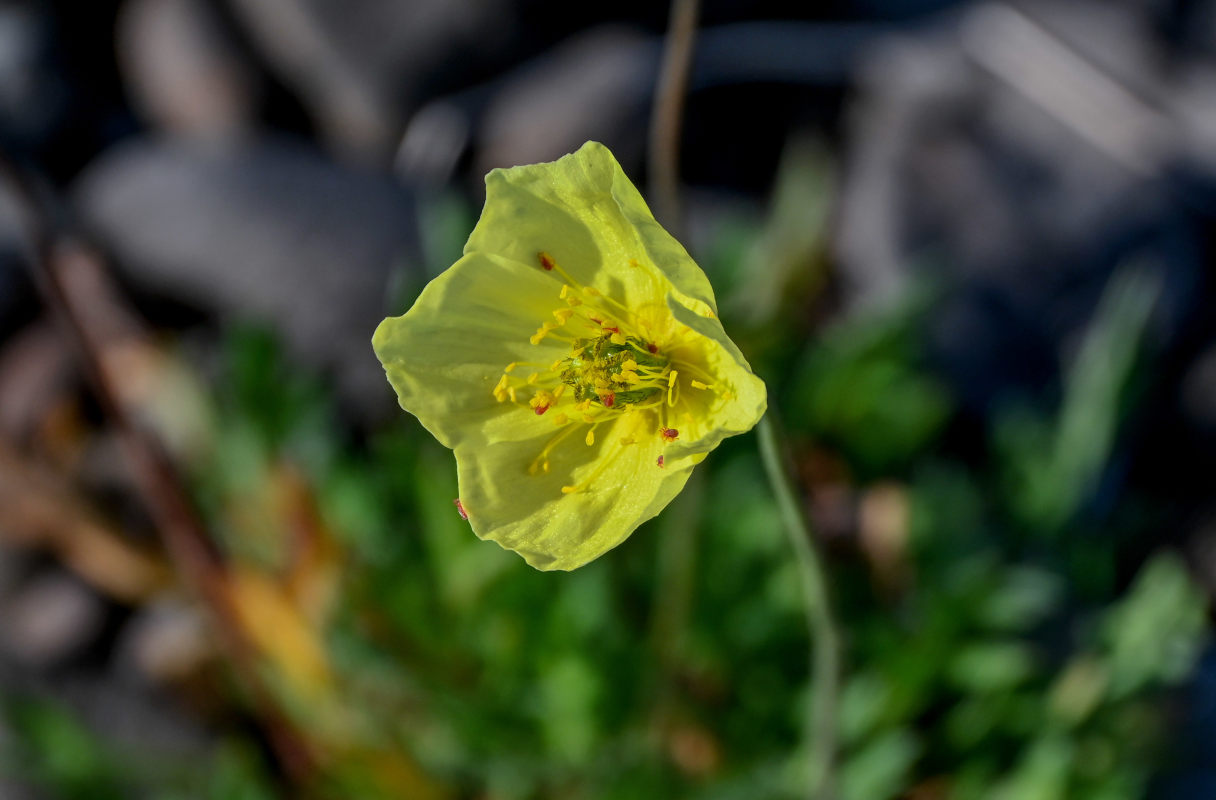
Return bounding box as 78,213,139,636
757,413,841,799
649,0,700,237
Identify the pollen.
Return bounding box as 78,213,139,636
530,390,555,415
530,322,557,345
493,374,510,402
585,429,596,446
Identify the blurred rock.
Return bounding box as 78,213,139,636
55,669,212,758
0,570,106,668
113,599,213,687
72,136,417,420
227,0,513,162
0,320,73,446
117,0,260,140
836,1,1213,413
475,28,654,177
0,4,69,153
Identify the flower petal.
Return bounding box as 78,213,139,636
663,293,768,460
467,141,718,312
454,415,705,571
373,250,566,450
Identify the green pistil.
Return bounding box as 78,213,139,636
560,333,669,406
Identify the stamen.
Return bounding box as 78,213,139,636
493,374,510,402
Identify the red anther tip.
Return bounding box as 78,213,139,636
589,316,602,324
656,455,665,468
539,253,555,271
534,404,549,415
603,393,615,408
454,499,468,520
647,343,658,353
605,326,620,334
661,428,679,442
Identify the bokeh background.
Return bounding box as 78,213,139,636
1,0,1215,797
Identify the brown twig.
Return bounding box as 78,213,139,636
648,0,701,238
0,155,316,783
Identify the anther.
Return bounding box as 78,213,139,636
661,428,679,443
539,251,556,271
454,499,469,520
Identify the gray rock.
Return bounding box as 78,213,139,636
835,0,1207,411
474,28,654,178
0,570,106,668
73,136,418,419
116,0,261,140
227,0,513,162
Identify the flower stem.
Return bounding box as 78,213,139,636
649,0,700,237
757,413,841,799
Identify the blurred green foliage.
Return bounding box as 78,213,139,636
3,146,1208,799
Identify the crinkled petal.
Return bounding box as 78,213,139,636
454,414,704,571
663,294,768,460
467,141,717,312
373,251,566,450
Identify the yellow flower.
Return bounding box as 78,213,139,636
373,142,766,571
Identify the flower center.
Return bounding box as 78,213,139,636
560,331,670,409
490,251,724,493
